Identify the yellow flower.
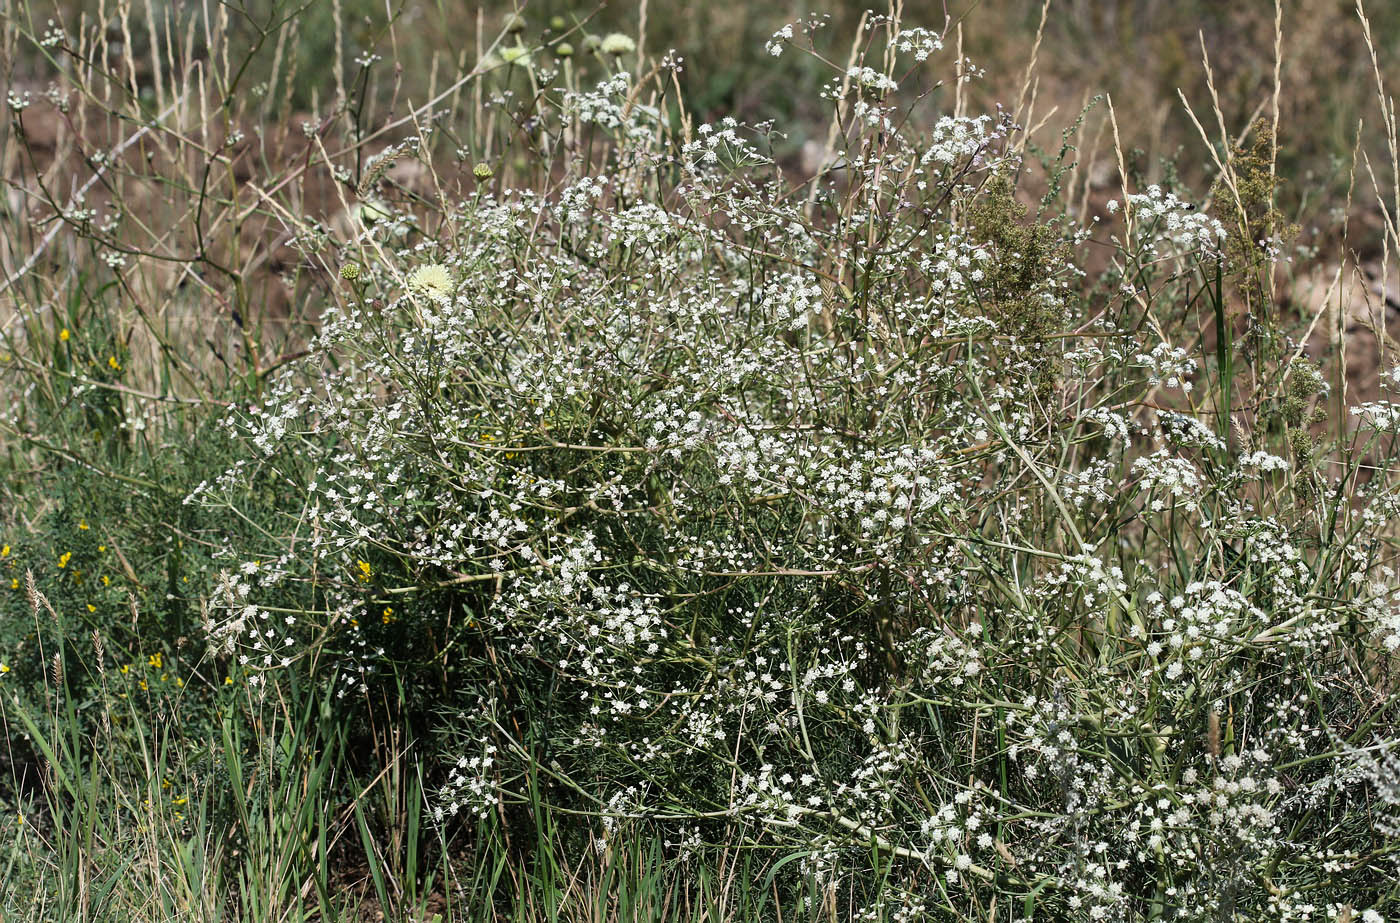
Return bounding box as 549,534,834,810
224,676,233,685
120,664,129,675
407,263,453,300
172,795,187,806
101,575,110,586
8,579,16,590
98,545,106,552
108,355,121,370
1,544,9,556
147,652,162,669
381,606,395,624
86,604,96,613
357,560,372,583
57,551,72,568
59,328,70,341
78,520,89,531
0,664,9,674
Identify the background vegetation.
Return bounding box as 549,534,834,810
1,0,1399,920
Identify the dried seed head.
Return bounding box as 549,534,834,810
24,569,39,615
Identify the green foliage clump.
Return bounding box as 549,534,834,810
965,177,1072,392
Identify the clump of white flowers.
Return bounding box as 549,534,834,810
191,11,1400,920
1137,342,1198,392
1110,184,1229,258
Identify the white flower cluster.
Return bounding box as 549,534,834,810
893,27,943,61
681,118,772,177
435,740,500,821
1137,341,1198,392
1111,184,1227,258
846,66,899,94
920,115,1002,168
1132,449,1203,511
1350,400,1400,433
765,24,793,57
565,72,659,142
183,14,1400,916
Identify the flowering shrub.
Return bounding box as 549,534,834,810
184,12,1399,921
